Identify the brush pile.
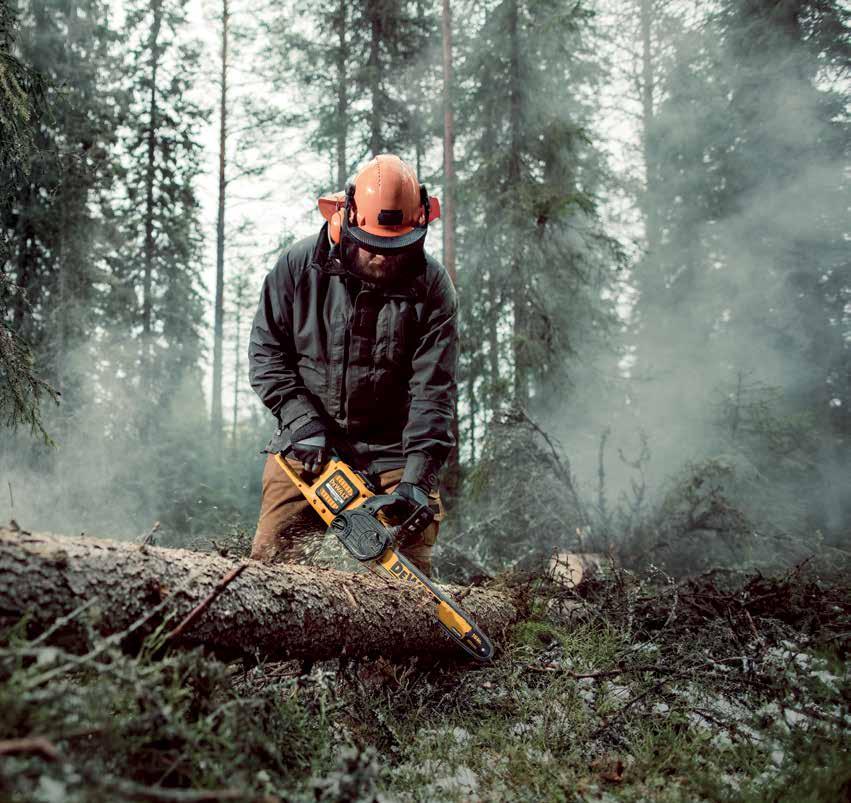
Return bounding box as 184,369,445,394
1,556,848,802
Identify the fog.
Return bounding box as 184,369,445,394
2,0,847,566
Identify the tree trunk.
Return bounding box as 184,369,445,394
211,0,229,441
334,0,348,188
142,0,163,394
231,291,241,449
12,183,33,335
488,269,501,414
639,0,659,255
441,0,456,285
507,0,528,408
367,2,382,156
0,528,520,662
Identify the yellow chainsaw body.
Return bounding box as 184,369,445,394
273,453,492,661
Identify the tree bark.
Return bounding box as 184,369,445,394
211,0,229,442
0,528,520,662
441,0,456,285
142,0,163,395
639,0,659,256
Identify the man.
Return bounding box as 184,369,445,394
248,154,457,577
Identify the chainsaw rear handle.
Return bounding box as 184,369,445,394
362,494,435,542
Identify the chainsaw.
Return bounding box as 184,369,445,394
274,453,494,662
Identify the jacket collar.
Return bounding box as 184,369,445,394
311,223,427,295
310,223,338,269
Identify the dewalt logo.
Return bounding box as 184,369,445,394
389,559,426,588
317,470,358,512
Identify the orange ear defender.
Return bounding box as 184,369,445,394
318,191,346,245
317,154,440,251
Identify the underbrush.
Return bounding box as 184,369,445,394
1,566,848,802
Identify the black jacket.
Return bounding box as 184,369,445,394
248,225,457,490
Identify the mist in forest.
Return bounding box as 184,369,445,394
0,339,265,540
2,0,848,564
555,26,849,552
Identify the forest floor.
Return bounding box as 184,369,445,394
1,562,848,802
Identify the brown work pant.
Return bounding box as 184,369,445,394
250,454,442,576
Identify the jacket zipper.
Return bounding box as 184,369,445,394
339,291,355,417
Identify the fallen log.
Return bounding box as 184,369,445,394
0,527,520,661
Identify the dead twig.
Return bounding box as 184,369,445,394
568,664,680,679
29,598,97,648
141,521,161,547
100,778,247,802
165,562,249,644
455,586,473,602
0,737,60,761
19,567,210,691
782,704,849,729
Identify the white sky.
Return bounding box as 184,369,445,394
185,0,332,423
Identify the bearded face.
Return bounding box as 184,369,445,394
342,238,420,285
352,248,407,281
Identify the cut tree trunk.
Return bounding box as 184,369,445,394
0,528,520,662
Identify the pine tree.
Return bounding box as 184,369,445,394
262,0,437,189
260,0,360,187
208,0,273,446
0,0,58,437
115,0,207,426
360,0,436,158
211,0,230,444
4,0,120,413
717,0,850,533
456,0,623,431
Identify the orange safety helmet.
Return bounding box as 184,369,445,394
318,154,440,254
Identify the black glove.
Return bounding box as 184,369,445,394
393,482,429,509
390,482,435,539
290,419,332,475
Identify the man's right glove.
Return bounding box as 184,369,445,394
389,482,435,540
289,418,332,475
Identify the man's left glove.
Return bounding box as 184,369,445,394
289,418,332,475
390,482,435,540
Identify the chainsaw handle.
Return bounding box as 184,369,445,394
362,494,435,541
273,452,312,494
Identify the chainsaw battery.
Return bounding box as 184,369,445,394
315,469,359,514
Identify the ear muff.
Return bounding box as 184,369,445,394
329,210,343,244
318,190,348,244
